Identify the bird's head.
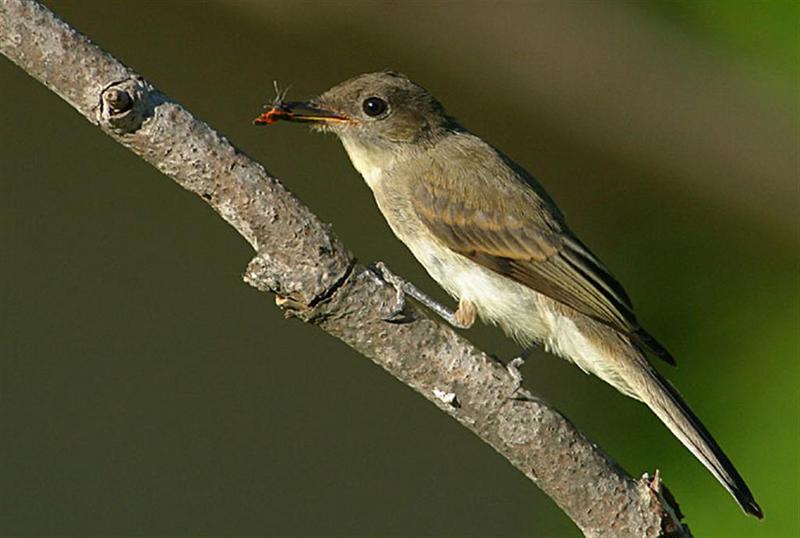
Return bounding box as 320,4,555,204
256,71,455,147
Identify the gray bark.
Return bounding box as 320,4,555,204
0,0,691,536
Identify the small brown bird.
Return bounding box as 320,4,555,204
255,71,762,518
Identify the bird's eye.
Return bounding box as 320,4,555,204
362,96,388,117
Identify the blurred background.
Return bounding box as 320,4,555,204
1,1,797,536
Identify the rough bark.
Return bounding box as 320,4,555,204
0,1,691,536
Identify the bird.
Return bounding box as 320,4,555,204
254,70,762,518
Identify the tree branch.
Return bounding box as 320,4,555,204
0,1,691,535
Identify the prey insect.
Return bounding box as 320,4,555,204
253,81,293,125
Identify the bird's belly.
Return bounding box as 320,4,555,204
403,236,551,345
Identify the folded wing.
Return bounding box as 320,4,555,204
412,177,675,365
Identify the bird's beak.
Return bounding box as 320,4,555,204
253,101,350,125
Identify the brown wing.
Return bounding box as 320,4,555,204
412,178,675,365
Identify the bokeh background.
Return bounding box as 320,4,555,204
1,1,797,536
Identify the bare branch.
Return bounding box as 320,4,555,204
0,0,691,535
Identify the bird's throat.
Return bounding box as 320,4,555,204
339,135,399,189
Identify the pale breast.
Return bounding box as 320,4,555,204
340,135,391,189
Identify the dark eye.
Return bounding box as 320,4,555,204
362,96,388,117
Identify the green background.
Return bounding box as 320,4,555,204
1,1,797,536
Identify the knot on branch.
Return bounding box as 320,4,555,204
97,77,163,134
243,254,356,321
637,471,690,537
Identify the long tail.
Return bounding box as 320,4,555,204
624,354,763,518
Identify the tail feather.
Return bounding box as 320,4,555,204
630,357,763,518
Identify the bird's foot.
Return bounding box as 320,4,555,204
506,346,537,399
368,262,411,322
369,262,474,329
507,357,526,397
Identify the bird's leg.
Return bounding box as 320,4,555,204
371,262,475,329
371,262,527,396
